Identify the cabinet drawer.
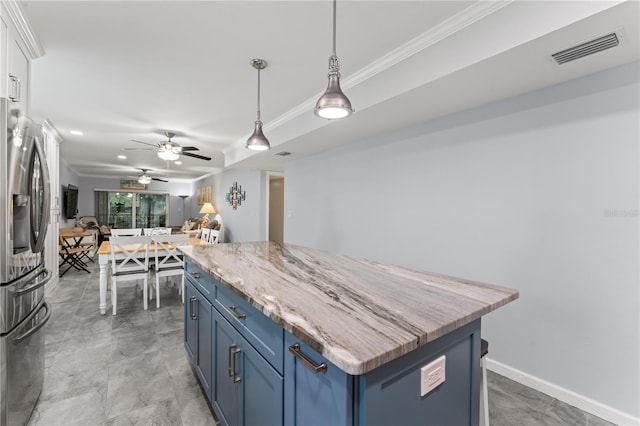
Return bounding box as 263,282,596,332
215,283,284,374
185,260,214,302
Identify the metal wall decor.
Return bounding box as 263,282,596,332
226,182,245,210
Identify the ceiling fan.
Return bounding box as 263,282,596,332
126,131,211,161
130,169,168,184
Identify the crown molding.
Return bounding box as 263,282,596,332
343,0,512,89
3,0,45,59
224,0,513,159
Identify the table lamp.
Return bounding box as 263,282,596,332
199,202,217,227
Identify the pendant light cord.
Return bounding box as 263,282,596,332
332,0,337,56
329,0,339,73
256,66,261,122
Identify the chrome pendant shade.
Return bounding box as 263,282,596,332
315,0,353,120
246,120,269,151
246,58,270,151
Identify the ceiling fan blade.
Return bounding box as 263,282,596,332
180,146,200,151
131,139,159,147
182,152,211,161
151,177,168,183
124,148,154,151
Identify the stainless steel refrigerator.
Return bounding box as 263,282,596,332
0,98,52,425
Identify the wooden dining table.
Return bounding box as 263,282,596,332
97,237,210,315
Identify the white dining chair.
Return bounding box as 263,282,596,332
200,228,211,243
142,228,154,236
109,235,151,315
151,234,188,307
111,228,142,237
208,229,220,244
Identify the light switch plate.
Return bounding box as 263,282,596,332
420,355,446,396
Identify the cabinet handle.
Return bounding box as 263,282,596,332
9,74,20,102
189,272,200,279
228,305,246,319
232,348,241,384
189,296,197,320
289,343,327,373
227,344,236,377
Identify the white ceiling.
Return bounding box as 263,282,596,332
22,1,639,183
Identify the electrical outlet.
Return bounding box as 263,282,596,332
420,355,446,396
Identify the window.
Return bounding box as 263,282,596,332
95,190,168,229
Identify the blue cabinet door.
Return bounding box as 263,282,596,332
240,332,283,426
213,309,240,426
214,308,283,426
283,331,353,426
184,279,213,401
184,280,198,365
196,294,213,401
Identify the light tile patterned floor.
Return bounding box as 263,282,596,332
28,261,614,426
29,262,216,426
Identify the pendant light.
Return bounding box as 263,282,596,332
314,0,353,120
246,58,270,151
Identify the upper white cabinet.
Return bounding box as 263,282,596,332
0,1,44,113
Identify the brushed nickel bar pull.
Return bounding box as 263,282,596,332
189,271,200,279
232,348,241,383
228,344,236,377
289,343,327,373
9,74,20,102
189,296,197,320
228,305,246,319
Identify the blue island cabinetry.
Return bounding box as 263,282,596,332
184,259,485,426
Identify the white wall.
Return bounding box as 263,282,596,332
285,62,639,420
192,168,266,243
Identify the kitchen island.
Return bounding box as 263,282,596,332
179,242,518,426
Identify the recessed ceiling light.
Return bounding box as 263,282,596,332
174,161,182,165
117,155,127,159
70,130,83,136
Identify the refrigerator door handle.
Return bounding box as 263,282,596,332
14,301,51,342
14,268,51,296
29,135,51,254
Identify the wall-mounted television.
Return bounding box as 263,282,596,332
65,184,79,219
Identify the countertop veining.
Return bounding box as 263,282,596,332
179,242,518,375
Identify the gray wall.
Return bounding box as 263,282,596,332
192,169,266,243
284,62,639,417
76,176,193,226
59,158,80,227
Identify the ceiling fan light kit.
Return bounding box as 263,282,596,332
129,131,212,162
138,174,152,185
246,59,271,151
315,0,353,120
158,149,180,161
134,168,168,184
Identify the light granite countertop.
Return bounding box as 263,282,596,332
179,242,518,375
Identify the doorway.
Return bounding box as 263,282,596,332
267,174,284,243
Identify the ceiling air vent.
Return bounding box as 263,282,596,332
552,33,619,64
275,151,291,156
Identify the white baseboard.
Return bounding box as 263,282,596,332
486,358,639,426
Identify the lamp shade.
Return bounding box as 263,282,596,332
199,202,217,215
